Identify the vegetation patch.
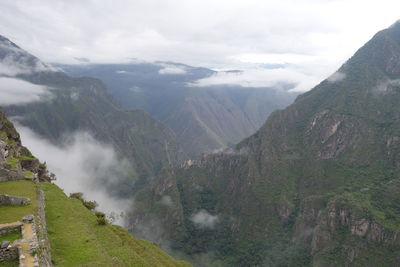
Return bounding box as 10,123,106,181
23,171,35,179
0,180,37,224
0,231,22,242
4,158,19,171
0,261,19,267
39,182,190,267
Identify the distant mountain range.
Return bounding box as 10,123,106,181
59,62,297,157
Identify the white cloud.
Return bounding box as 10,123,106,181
0,0,399,92
327,71,346,83
116,70,128,74
189,67,322,92
14,125,132,226
0,77,51,105
160,195,173,207
158,65,187,75
191,210,219,229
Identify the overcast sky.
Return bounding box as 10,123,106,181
0,0,399,91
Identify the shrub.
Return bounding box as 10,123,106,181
69,192,84,201
97,216,107,225
70,192,98,210
83,200,98,211
95,212,105,218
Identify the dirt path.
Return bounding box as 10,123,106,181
15,222,37,267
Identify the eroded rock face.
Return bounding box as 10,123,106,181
386,136,400,166
306,110,360,159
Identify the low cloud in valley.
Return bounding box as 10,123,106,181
191,210,219,229
0,77,51,105
14,124,132,226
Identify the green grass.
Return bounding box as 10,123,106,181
0,231,22,242
4,158,19,171
0,180,37,224
0,261,19,267
23,170,35,179
39,182,190,267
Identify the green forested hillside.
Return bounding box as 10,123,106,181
130,22,400,266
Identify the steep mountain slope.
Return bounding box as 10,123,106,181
0,107,190,266
0,35,186,195
130,22,400,266
60,63,297,157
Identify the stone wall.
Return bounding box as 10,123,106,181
37,189,53,267
0,167,24,182
0,242,18,262
0,140,7,162
0,223,22,236
0,194,30,205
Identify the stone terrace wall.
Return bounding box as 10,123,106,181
0,242,18,262
0,168,24,182
0,194,30,205
37,189,53,267
0,223,22,236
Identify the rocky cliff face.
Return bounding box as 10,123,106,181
130,22,400,266
0,108,51,182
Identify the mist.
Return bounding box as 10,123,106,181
191,209,219,229
158,64,187,75
0,77,51,105
188,67,321,92
14,123,133,226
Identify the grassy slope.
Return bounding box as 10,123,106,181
39,183,190,267
0,180,37,224
0,262,18,267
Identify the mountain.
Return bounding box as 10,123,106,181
0,107,190,266
0,35,186,195
130,22,400,266
59,62,297,157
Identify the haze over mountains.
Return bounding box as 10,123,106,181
59,62,297,157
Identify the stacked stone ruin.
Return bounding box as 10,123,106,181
0,205,41,266
0,182,47,266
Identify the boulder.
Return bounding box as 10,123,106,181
22,214,34,223
0,241,10,248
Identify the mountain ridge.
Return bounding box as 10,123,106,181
130,22,400,266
